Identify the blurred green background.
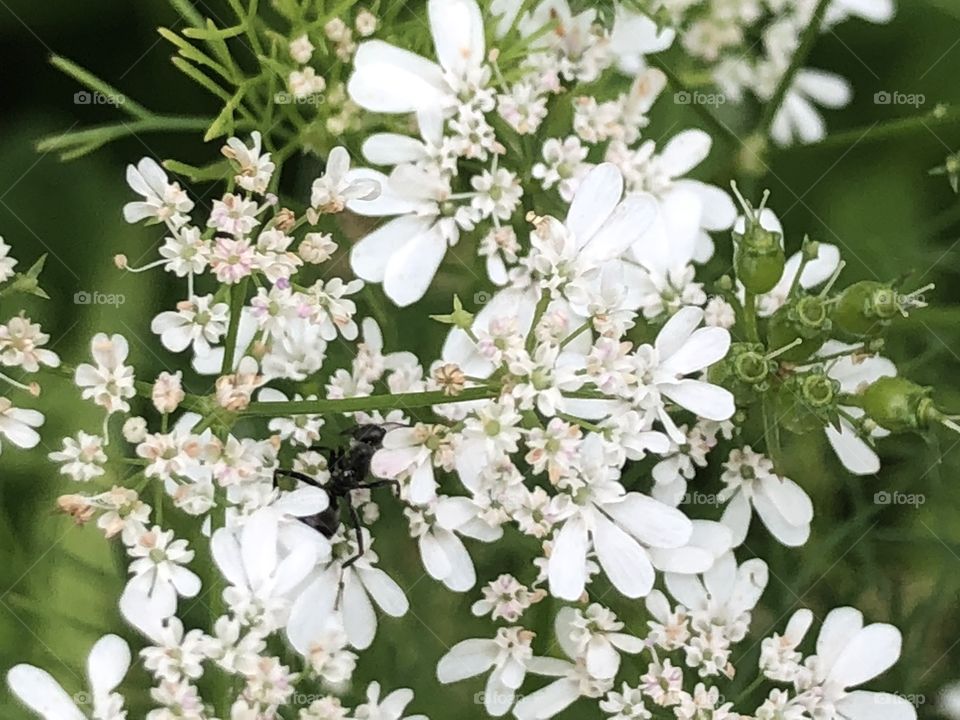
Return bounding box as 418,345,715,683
1,0,960,717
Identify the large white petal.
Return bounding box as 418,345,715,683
660,379,735,421
660,326,730,376
343,570,377,649
825,421,880,475
602,494,692,549
752,490,810,547
566,163,623,249
362,134,429,166
548,515,589,601
828,624,902,689
816,606,864,675
7,665,84,720
512,678,582,720
836,691,916,720
351,215,433,283
383,225,447,307
660,129,712,177
87,635,130,697
580,193,658,264
348,41,446,113
436,639,498,683
593,512,654,598
358,567,409,616
655,306,703,359
428,0,484,73
758,475,814,527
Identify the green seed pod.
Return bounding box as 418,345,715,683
731,185,786,294
859,376,940,433
708,342,775,405
832,281,901,339
778,371,841,434
766,295,832,362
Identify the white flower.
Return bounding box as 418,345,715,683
348,0,486,119
771,69,852,147
0,398,43,453
795,607,915,720
212,509,320,632
288,531,409,651
123,526,202,617
0,236,18,282
49,431,107,482
547,435,696,601
372,424,451,505
208,193,261,237
826,0,895,26
630,306,735,440
719,447,813,547
8,634,130,720
532,136,592,202
310,146,380,214
821,341,896,475
354,682,428,720
512,613,614,720
0,313,60,372
123,157,194,227
609,6,676,75
437,627,536,717
288,66,326,98
151,295,230,356
222,131,275,194
347,162,478,307
74,333,136,415
556,604,644,680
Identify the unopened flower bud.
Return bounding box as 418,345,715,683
152,370,185,414
57,494,95,525
114,254,128,269
858,376,942,433
273,208,296,232
122,416,148,443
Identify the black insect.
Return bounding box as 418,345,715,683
273,424,399,568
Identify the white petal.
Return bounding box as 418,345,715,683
602,494,692,549
593,512,654,598
343,570,377,649
566,163,623,249
816,606,864,673
828,623,902,688
826,421,880,475
348,41,446,113
758,475,814,527
655,306,703,359
357,567,409,616
796,68,852,108
87,635,130,696
434,528,476,591
548,515,589,601
241,510,278,590
352,215,434,283
273,543,319,595
720,491,752,548
436,639,498,683
362,134,429,166
660,326,730,376
836,691,916,720
512,678,582,720
752,490,810,547
660,380,735,421
580,193,657,264
408,460,438,505
7,665,84,720
659,129,712,177
420,531,453,581
428,0,484,73
648,545,715,574
286,569,339,654
383,226,447,307
585,636,620,679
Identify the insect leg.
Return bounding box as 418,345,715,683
341,502,366,569
273,468,324,489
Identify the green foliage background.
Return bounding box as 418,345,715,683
1,1,959,717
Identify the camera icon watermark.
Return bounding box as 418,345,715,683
74,290,126,307
274,91,325,105
682,491,723,507
874,490,925,508
874,90,925,108
674,90,727,107
74,90,125,107
473,291,492,305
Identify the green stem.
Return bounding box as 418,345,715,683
241,385,500,417
221,278,250,375
526,290,552,353
734,674,767,709
743,292,761,343
787,106,960,152
647,54,742,149
758,0,830,135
